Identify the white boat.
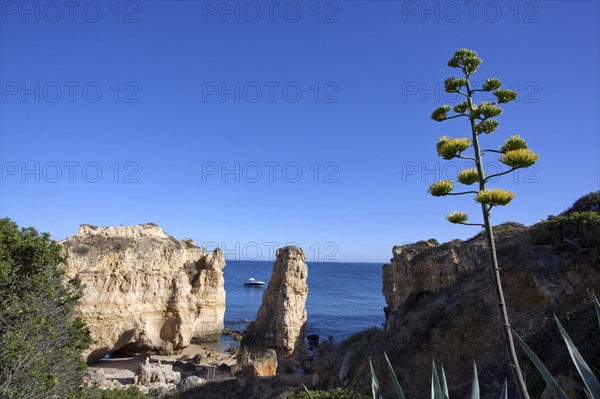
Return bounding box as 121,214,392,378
243,277,265,287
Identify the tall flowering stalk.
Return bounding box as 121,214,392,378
428,49,539,399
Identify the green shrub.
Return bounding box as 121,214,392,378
0,218,91,399
468,221,526,240
427,238,440,246
561,191,600,215
493,221,526,231
532,211,600,252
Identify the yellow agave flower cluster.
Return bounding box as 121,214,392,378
475,188,515,206
444,188,514,225
446,211,468,224
436,136,472,160
457,168,479,185
499,135,539,168
428,180,454,197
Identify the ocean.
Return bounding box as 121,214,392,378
223,260,387,342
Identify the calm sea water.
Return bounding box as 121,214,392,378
223,261,386,342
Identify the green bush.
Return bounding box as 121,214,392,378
532,211,600,252
0,218,91,399
493,221,526,231
286,388,369,399
468,221,526,240
561,191,600,215
427,238,440,246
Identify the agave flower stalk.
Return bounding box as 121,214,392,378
429,49,540,399
464,77,530,399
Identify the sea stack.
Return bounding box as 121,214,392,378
240,246,309,375
60,224,226,364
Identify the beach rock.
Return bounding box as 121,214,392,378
227,347,240,356
217,362,232,372
242,246,308,362
60,223,226,364
235,348,278,377
191,354,205,364
223,328,244,341
135,358,181,386
173,360,196,372
177,375,206,391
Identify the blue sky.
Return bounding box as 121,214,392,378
1,1,598,262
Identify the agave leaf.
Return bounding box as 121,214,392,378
499,380,508,399
595,297,600,331
441,365,449,399
302,384,314,399
384,352,406,399
555,316,600,398
471,362,480,399
370,358,381,399
513,329,568,399
431,361,444,399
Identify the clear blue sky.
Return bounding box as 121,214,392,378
1,1,598,262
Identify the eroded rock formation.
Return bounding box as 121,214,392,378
60,224,226,364
241,246,308,373
378,228,600,397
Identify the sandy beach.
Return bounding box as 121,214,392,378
87,337,240,387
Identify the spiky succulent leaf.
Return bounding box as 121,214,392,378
447,211,468,224
441,366,449,398
471,363,480,399
454,101,470,114
595,297,600,331
458,168,479,185
431,361,445,399
429,180,454,197
476,119,500,134
482,78,502,91
494,89,518,104
436,136,472,160
444,77,469,93
302,384,314,399
471,103,503,120
555,316,600,398
475,189,515,206
499,380,508,399
500,148,539,168
500,135,528,153
513,329,568,399
384,352,406,399
369,358,381,399
432,105,452,122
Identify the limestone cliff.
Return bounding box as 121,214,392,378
311,223,599,398
241,246,308,371
60,224,226,364
378,227,600,398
